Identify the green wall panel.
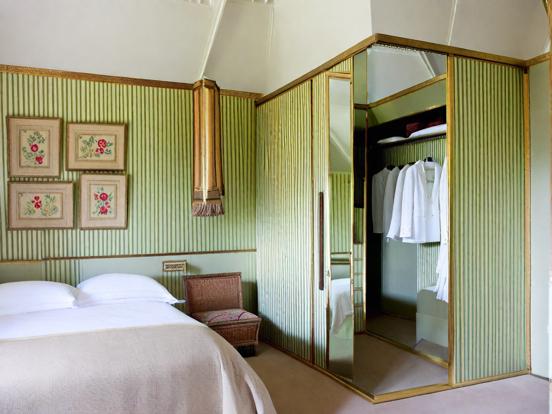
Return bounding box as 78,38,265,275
256,57,353,365
37,251,257,311
379,135,446,166
44,259,81,286
331,60,352,74
417,243,440,292
452,58,526,383
256,83,313,360
0,72,256,261
330,172,352,254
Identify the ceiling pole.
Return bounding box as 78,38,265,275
198,0,228,79
447,0,458,45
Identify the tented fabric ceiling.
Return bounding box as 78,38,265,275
0,0,548,94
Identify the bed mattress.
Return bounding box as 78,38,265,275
0,302,276,414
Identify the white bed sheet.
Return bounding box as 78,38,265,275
0,302,276,414
0,302,202,340
330,278,353,334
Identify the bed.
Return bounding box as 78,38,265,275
330,277,353,334
0,278,275,414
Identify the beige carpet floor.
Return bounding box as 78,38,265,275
367,314,418,348
247,343,548,414
352,334,448,394
367,314,448,361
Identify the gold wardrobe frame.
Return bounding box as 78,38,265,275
256,33,542,404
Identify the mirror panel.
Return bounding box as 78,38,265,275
367,44,446,104
346,46,450,397
327,75,354,379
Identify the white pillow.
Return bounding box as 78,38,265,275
0,281,78,316
76,273,178,307
408,123,447,139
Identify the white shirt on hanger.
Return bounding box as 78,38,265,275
386,165,410,240
399,160,441,243
382,167,400,236
435,158,449,302
371,168,390,233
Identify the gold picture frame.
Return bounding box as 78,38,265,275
8,182,73,229
67,123,126,170
7,116,62,177
80,174,128,229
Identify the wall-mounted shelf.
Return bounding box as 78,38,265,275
367,105,446,145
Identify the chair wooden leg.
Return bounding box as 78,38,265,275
237,345,256,358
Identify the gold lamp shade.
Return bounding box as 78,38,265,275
192,79,224,216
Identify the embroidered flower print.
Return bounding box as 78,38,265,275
79,136,114,159
93,187,113,216
23,194,58,217
21,131,47,166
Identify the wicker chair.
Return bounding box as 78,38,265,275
184,272,260,353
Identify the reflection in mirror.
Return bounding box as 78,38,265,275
348,46,449,397
352,108,366,334
327,75,354,380
367,44,446,104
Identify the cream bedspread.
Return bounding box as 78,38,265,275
0,323,275,414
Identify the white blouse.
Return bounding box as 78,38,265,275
435,158,449,302
386,166,409,240
371,168,390,233
382,167,400,236
399,160,441,243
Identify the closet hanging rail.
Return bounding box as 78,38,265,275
374,134,446,149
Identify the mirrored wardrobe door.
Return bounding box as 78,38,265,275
350,45,450,397
326,73,354,380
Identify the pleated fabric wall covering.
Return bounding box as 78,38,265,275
417,244,440,292
352,243,365,332
380,137,446,293
44,259,81,286
256,83,313,360
0,72,256,261
451,57,526,383
329,173,352,253
256,58,352,364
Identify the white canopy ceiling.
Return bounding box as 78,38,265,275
0,0,548,94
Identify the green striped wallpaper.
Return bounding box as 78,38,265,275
417,243,440,292
256,82,313,360
451,58,526,383
353,242,365,332
331,60,352,74
256,59,352,366
42,251,258,312
330,172,352,254
379,136,446,293
379,136,446,166
44,259,80,286
0,72,256,261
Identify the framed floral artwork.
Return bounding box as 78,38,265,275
7,117,62,177
8,182,73,229
80,174,127,229
67,123,126,170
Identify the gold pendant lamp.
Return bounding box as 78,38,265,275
192,79,224,216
